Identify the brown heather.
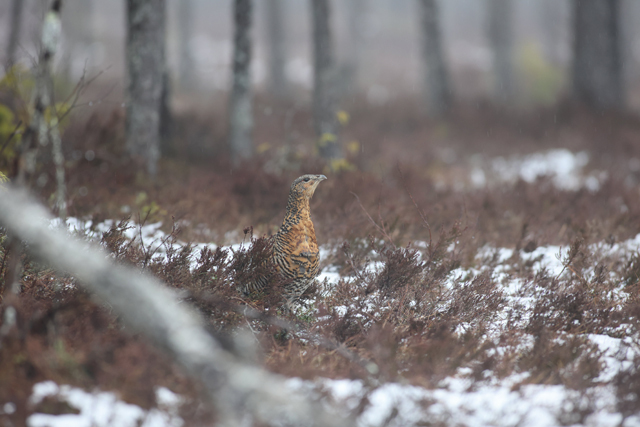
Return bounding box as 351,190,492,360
3,99,640,425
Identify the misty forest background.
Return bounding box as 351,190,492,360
3,0,640,426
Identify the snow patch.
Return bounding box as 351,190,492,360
27,382,183,427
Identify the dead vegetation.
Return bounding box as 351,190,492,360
2,99,640,425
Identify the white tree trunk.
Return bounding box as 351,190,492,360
20,0,67,218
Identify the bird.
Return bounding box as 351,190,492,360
244,174,327,307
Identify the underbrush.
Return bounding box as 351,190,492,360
3,198,640,424
3,103,640,425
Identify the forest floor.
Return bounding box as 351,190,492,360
3,97,640,426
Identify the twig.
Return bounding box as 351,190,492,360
342,244,371,285
350,192,396,248
238,304,380,383
397,165,433,253
0,120,23,159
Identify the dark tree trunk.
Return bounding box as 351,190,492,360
572,0,623,109
160,70,173,154
177,0,195,90
125,0,166,177
418,0,452,117
620,0,640,106
5,0,24,69
229,0,254,164
266,0,288,99
311,0,341,160
487,0,515,104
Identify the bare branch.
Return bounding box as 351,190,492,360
0,120,23,159
350,191,396,248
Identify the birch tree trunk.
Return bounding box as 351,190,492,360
266,0,288,99
5,0,24,69
418,0,452,117
18,0,67,218
125,0,166,177
487,0,515,104
311,0,341,160
229,0,254,164
572,0,623,110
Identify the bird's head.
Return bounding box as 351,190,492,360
290,174,327,200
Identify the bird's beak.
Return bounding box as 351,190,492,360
317,175,327,181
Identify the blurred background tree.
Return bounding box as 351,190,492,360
2,0,640,176
5,0,25,70
487,0,514,105
125,0,166,177
311,0,341,161
60,0,95,80
229,0,254,164
341,0,367,95
176,0,196,91
265,0,289,100
572,0,622,110
418,0,451,117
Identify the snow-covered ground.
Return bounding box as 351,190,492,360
466,149,608,191
35,215,640,426
290,376,638,427
26,382,183,427
26,149,640,426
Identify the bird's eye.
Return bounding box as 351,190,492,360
303,177,310,182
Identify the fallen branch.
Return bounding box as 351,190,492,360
0,187,350,427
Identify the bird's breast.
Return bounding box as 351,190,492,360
274,218,319,279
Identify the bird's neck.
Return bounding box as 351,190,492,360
283,194,311,224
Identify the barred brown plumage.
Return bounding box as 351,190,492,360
243,174,327,307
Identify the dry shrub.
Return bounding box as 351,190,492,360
517,333,602,389
7,101,640,422
371,244,423,295
614,351,640,421
446,271,504,327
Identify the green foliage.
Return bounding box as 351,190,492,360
135,191,168,222
326,158,356,173
0,65,73,172
0,102,20,171
517,42,564,106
